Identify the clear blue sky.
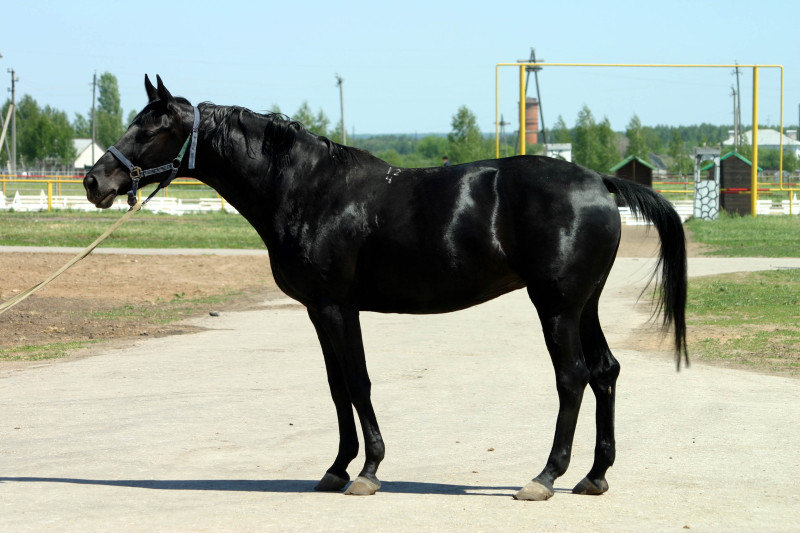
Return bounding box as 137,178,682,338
2,0,798,135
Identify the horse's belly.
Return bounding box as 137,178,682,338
355,265,525,314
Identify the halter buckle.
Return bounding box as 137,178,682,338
130,167,142,179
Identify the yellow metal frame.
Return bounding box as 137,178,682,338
495,62,793,217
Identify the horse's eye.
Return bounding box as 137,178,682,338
137,130,157,142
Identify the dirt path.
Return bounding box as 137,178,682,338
0,252,279,362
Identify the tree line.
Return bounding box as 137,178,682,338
1,72,129,169
2,73,796,174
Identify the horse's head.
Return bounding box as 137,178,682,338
84,75,193,208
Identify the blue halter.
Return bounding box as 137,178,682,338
107,106,200,207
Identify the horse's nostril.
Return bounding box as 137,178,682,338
84,174,98,191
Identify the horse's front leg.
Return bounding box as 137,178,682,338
308,308,359,491
308,303,385,496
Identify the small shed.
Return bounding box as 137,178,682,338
701,152,762,216
609,155,655,188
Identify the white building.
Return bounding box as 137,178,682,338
722,129,800,159
544,143,572,162
72,138,105,170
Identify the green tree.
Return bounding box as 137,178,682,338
72,113,90,138
328,122,346,145
95,72,124,148
126,109,138,127
595,117,619,171
572,105,620,172
292,101,329,137
668,129,692,176
416,135,448,161
572,105,600,169
625,114,647,158
447,105,486,164
733,146,799,173
4,95,75,168
550,115,572,143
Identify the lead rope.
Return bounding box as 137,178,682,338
0,200,143,317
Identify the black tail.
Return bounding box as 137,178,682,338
603,175,689,369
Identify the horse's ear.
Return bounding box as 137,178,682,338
144,74,158,103
155,75,175,105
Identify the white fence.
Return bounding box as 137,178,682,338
0,191,239,215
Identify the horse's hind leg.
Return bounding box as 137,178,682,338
515,298,589,501
573,290,620,496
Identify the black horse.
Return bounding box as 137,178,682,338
84,75,687,500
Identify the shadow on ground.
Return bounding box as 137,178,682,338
0,477,574,497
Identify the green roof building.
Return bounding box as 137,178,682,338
610,155,655,188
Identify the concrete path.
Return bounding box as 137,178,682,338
2,257,799,532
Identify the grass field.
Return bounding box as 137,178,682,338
0,209,263,249
684,214,799,374
685,214,800,257
687,269,800,375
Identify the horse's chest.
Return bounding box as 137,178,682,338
267,249,354,307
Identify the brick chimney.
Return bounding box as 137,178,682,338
525,97,539,145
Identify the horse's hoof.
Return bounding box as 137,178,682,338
344,476,381,496
314,472,350,492
572,476,608,495
513,480,554,501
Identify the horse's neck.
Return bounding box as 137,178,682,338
191,120,334,240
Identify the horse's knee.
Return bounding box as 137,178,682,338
555,364,590,399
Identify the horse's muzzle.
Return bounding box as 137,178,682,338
84,173,117,208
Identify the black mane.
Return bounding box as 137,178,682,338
199,102,366,173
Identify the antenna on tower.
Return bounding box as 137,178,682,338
497,114,510,157
514,48,547,154
526,48,546,145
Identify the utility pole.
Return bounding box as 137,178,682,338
498,114,510,157
731,86,738,148
335,74,346,145
733,62,742,146
91,72,97,163
8,68,18,174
